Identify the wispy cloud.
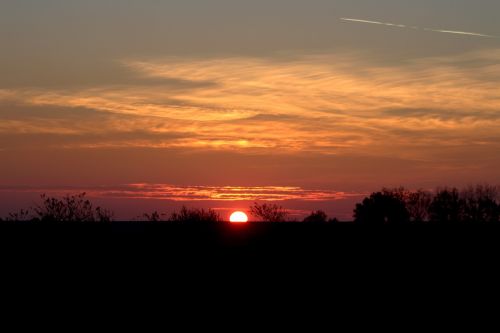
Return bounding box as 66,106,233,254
0,184,363,202
1,49,500,163
340,17,497,38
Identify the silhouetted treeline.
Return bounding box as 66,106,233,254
1,184,499,223
354,185,499,224
1,193,222,223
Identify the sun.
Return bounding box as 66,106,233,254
230,211,249,223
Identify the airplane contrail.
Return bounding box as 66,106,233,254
425,28,494,38
340,18,408,29
340,18,497,38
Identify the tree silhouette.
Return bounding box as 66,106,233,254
354,191,410,224
2,193,113,222
250,202,289,222
460,185,499,223
406,190,433,222
169,206,221,223
428,188,462,223
303,210,328,223
32,193,113,222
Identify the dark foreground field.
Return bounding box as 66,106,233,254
2,222,499,308
2,221,499,258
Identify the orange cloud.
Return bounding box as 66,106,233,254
0,184,364,202
1,50,500,161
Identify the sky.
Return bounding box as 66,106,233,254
1,0,499,220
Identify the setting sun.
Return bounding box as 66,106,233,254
230,211,249,223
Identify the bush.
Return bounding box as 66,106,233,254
3,193,113,222
303,210,328,223
3,209,32,222
250,203,289,222
169,206,221,223
142,211,167,222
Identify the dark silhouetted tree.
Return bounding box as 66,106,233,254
169,206,221,223
250,202,289,222
303,210,328,223
378,187,432,222
354,191,410,224
460,184,499,223
407,190,433,222
31,193,113,222
428,188,462,223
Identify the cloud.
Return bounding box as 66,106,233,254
1,49,500,161
0,59,218,90
340,17,498,38
0,184,364,202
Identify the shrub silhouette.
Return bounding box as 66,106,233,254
142,211,167,222
303,210,328,223
354,190,410,224
3,209,32,222
250,202,289,222
169,206,221,223
35,193,113,222
3,193,113,222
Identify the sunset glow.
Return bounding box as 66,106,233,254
230,212,249,223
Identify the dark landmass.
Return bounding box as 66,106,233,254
2,221,499,257
2,221,498,302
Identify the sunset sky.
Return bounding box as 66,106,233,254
1,0,499,220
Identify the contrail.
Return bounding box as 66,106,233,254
425,28,495,38
340,17,497,38
340,18,407,29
